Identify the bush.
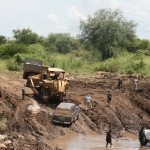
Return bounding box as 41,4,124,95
0,59,7,72
14,53,23,64
0,43,27,59
6,59,22,71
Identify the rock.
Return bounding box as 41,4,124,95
4,140,11,145
0,143,6,148
0,134,7,141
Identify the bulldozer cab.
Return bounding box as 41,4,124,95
46,68,65,80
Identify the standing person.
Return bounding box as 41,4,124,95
139,126,146,147
51,63,55,68
85,94,92,109
117,78,122,90
134,78,139,90
106,130,112,148
107,91,112,104
22,84,26,100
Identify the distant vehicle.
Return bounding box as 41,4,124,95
143,129,150,146
52,102,80,125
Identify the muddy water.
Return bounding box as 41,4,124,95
49,132,150,150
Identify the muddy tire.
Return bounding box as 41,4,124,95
142,137,148,146
41,88,49,103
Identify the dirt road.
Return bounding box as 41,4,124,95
0,71,150,149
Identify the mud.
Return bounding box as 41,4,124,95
49,131,141,150
0,71,150,149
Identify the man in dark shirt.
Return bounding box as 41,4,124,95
106,130,112,148
139,126,146,147
117,78,122,90
107,91,112,104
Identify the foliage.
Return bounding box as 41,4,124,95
14,53,23,64
139,39,150,50
127,37,150,52
0,59,7,72
45,33,80,53
0,26,150,75
0,43,27,58
27,43,45,55
79,8,137,60
99,52,150,75
6,58,22,71
13,28,40,45
0,35,7,44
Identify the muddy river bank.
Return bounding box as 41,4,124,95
49,131,150,150
0,72,150,150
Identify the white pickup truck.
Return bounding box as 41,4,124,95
143,129,150,145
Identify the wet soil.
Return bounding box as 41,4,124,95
0,71,150,149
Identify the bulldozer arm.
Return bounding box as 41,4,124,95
26,75,41,95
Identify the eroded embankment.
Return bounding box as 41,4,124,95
0,72,150,149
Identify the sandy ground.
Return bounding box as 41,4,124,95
0,71,150,149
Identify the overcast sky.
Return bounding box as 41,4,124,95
0,0,150,39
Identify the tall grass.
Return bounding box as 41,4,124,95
0,49,150,75
20,50,98,73
99,53,150,75
0,59,7,72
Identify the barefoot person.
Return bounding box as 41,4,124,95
22,84,26,100
106,130,112,148
139,126,146,147
107,91,112,104
117,78,122,90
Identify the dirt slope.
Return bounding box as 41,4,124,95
0,71,150,149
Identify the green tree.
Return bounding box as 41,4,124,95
79,9,137,60
0,35,7,44
13,28,39,45
46,33,80,53
139,39,150,50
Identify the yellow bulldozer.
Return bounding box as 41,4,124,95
23,58,69,103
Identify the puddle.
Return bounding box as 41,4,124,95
49,132,150,150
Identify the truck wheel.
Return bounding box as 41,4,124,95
40,88,49,103
142,137,148,146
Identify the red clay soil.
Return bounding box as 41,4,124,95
0,71,150,149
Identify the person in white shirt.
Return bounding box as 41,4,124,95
134,78,139,90
85,94,92,109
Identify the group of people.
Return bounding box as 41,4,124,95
84,77,141,148
84,79,120,109
22,73,142,148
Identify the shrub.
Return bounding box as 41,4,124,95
6,59,22,71
0,43,27,59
